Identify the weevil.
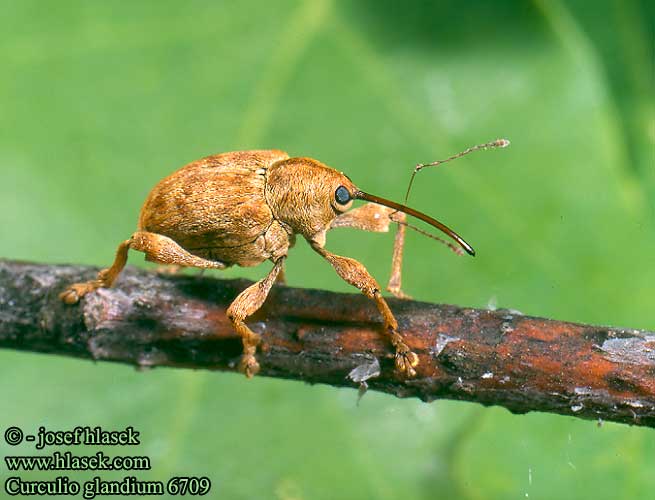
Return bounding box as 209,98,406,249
60,142,508,378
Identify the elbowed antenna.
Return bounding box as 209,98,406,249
354,191,476,256
404,138,510,205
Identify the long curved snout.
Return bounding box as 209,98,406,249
354,191,475,256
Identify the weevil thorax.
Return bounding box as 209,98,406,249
265,157,357,243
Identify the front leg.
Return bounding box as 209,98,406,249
386,211,410,299
331,203,410,299
310,240,418,377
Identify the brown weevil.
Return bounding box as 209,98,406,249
61,141,509,378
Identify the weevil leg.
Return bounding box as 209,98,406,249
59,239,131,304
310,241,418,377
60,231,226,304
331,202,394,232
129,231,227,269
331,204,410,299
227,258,285,378
386,211,411,299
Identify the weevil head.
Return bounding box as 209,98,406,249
265,156,476,255
265,157,357,242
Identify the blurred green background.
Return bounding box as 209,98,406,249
1,0,654,498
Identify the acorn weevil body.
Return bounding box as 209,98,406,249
61,145,507,378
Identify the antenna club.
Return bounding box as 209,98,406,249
495,138,510,148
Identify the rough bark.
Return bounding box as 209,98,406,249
1,260,654,427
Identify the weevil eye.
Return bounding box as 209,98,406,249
334,186,351,205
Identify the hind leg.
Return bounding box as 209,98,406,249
60,239,131,304
60,231,226,304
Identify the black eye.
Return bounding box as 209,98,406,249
334,186,351,205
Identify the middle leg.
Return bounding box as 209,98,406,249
226,258,285,378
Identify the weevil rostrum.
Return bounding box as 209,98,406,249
61,142,508,378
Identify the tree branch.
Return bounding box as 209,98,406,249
1,260,654,427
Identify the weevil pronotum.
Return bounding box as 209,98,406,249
61,140,509,378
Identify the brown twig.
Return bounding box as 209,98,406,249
1,260,654,427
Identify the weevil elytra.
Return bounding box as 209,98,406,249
61,143,508,378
